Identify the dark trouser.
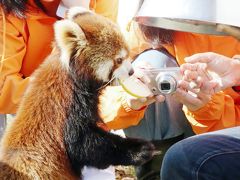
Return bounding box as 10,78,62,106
161,127,240,180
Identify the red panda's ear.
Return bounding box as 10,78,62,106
54,19,87,69
67,7,93,21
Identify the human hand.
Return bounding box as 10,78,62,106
125,62,165,110
172,79,212,111
173,59,215,111
183,52,240,92
125,93,165,110
180,62,217,95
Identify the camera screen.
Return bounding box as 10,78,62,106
161,82,171,90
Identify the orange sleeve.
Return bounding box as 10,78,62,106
170,32,240,134
0,13,29,114
99,86,146,130
183,88,240,134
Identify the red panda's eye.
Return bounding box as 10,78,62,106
116,58,123,64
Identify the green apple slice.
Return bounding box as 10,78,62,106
119,76,152,98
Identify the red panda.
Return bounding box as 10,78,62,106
0,7,154,179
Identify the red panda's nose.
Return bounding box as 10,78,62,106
128,69,134,76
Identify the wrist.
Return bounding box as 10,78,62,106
231,59,240,86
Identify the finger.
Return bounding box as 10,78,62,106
180,63,199,72
139,97,147,103
144,95,165,106
125,94,154,110
183,70,199,81
199,79,218,95
185,52,217,64
155,95,165,103
144,96,157,106
181,63,209,81
197,65,212,81
178,80,197,92
187,63,208,73
173,89,202,107
190,81,201,93
195,91,212,103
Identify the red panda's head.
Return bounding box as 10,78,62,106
54,7,133,85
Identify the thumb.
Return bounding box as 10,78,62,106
185,53,214,64
145,96,156,106
155,95,165,103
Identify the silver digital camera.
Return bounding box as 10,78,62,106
142,67,181,95
132,49,182,95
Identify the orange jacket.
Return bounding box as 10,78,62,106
0,0,118,114
168,32,240,134
102,25,240,133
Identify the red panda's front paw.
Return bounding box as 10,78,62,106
129,140,155,165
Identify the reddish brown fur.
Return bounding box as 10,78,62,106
0,10,136,180
0,51,78,179
73,13,129,68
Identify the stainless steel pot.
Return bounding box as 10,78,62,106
135,0,240,35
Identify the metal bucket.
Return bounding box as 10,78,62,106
135,0,240,35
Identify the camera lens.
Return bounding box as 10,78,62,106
160,82,171,90
156,74,177,94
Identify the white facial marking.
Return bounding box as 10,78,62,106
96,61,114,82
115,49,128,59
114,59,133,80
113,49,133,80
